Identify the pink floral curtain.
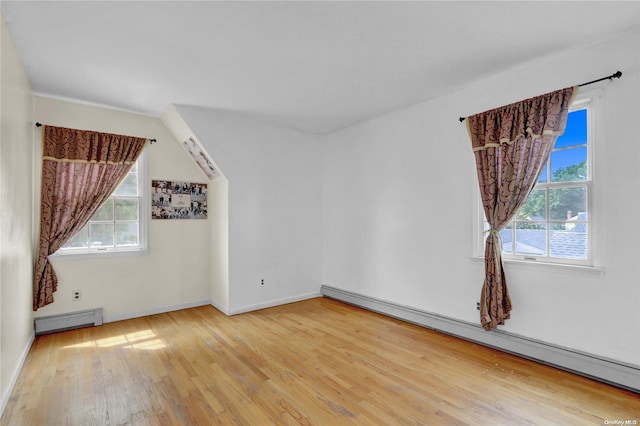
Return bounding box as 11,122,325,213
34,125,147,310
466,86,576,330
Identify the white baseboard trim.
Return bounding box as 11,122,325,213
103,299,212,323
321,285,640,393
229,291,322,316
209,298,230,316
1,331,35,418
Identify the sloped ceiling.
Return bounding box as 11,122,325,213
2,1,639,134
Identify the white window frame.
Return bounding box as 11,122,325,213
51,151,149,260
472,88,604,270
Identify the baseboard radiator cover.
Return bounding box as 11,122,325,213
321,285,640,393
34,308,103,335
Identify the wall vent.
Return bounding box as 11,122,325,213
34,308,103,335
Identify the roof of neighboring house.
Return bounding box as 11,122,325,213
549,231,587,258
565,212,587,233
497,226,587,259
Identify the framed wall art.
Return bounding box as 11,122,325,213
151,180,207,219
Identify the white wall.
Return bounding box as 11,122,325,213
165,106,323,314
161,106,230,313
207,177,229,312
0,11,35,413
323,29,640,366
33,97,213,322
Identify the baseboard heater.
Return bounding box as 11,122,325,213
34,308,103,335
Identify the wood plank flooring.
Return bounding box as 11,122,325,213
3,297,639,425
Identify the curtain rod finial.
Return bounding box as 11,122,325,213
459,117,466,122
613,70,622,79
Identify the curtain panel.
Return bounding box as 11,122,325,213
33,125,147,310
466,86,576,330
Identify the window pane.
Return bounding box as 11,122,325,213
116,223,139,246
517,189,546,220
92,198,114,221
554,109,587,148
499,224,514,254
115,199,138,221
550,147,587,182
90,223,114,247
537,162,548,183
548,187,586,221
550,223,587,259
114,174,138,196
62,226,89,249
515,222,547,256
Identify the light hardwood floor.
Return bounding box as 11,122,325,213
3,297,639,425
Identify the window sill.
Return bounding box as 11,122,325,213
471,256,605,276
50,248,148,261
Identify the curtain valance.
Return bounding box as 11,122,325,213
42,125,147,164
467,87,577,152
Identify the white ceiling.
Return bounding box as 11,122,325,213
2,1,639,134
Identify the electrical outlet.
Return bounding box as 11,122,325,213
476,302,480,311
261,279,264,286
72,290,81,301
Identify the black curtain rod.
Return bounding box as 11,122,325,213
458,70,622,122
35,122,156,144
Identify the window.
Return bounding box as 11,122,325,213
478,95,597,267
56,153,148,257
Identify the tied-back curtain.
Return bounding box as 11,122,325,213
466,86,576,330
34,125,147,310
